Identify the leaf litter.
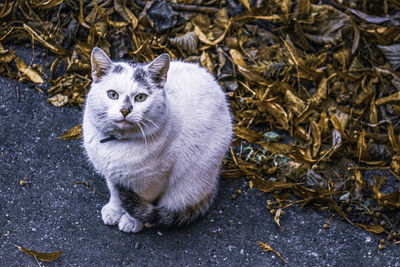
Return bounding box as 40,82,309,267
1,0,400,257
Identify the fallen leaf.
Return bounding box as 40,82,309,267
14,56,43,84
16,245,62,262
355,223,385,234
58,125,82,140
258,241,288,264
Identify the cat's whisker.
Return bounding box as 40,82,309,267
143,118,160,130
141,121,157,144
137,122,148,151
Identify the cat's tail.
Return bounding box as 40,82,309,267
116,185,215,227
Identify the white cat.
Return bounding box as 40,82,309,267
82,47,232,233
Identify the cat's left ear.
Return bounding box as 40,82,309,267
146,53,170,88
91,47,113,82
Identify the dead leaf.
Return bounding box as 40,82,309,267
258,241,288,264
58,125,82,140
16,245,62,262
14,56,44,84
354,223,385,234
274,208,283,227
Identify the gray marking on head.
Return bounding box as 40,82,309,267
133,68,147,84
112,64,124,74
132,67,154,93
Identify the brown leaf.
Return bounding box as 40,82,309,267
310,121,321,157
388,124,400,154
229,49,269,85
0,0,14,18
375,91,400,105
23,24,67,56
233,125,260,144
258,241,288,264
252,177,301,193
47,93,69,107
357,129,370,162
284,89,306,116
354,223,385,234
193,20,231,46
14,56,44,84
58,125,82,140
274,208,283,227
200,50,214,74
309,77,327,106
239,0,251,10
256,101,289,130
16,245,62,262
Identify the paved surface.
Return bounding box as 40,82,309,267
0,47,399,266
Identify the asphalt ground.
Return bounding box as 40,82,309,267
0,47,399,266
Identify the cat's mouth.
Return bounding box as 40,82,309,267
116,119,135,126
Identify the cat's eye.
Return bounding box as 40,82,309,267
107,90,119,100
135,93,147,102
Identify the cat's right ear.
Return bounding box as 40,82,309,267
91,47,112,82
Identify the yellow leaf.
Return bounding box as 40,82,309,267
239,0,251,10
274,208,283,227
58,125,82,140
47,93,69,107
375,91,400,105
193,19,231,46
16,245,62,262
14,56,44,84
200,51,214,74
355,223,385,234
258,241,288,264
233,125,260,144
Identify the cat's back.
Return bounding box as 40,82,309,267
165,61,231,126
163,61,232,160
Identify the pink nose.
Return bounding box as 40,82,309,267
120,108,131,117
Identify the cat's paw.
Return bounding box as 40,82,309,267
118,213,144,233
101,203,123,225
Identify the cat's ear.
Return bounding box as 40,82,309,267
91,47,113,82
146,53,170,88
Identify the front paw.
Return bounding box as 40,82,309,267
101,203,123,225
118,213,144,233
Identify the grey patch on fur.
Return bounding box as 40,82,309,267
112,65,124,74
116,184,214,227
133,68,147,84
132,67,154,93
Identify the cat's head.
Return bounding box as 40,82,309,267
86,47,170,137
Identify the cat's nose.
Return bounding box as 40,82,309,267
120,108,131,117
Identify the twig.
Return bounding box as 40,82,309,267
73,180,109,200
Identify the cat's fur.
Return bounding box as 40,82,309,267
82,47,232,233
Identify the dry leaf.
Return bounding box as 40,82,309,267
355,223,385,234
274,208,283,227
14,56,43,84
16,245,62,262
47,93,69,107
258,241,288,264
58,125,82,140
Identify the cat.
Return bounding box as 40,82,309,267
82,47,233,233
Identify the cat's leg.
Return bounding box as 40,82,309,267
118,212,143,233
101,179,124,225
101,179,144,233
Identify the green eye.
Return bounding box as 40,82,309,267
135,93,147,102
107,90,119,100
